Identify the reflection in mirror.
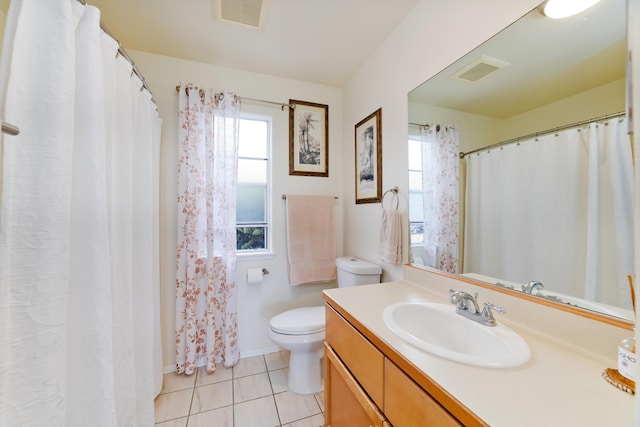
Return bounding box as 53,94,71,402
407,0,633,321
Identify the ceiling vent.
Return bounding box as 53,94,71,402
450,55,510,83
213,0,271,31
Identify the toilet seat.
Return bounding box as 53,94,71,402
269,306,325,335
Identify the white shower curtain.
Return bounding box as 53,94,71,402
0,1,162,425
464,118,633,308
421,124,459,273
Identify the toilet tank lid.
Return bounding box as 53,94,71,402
336,257,382,275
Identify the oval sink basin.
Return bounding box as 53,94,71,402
383,302,531,368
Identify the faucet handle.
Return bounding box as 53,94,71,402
481,302,506,326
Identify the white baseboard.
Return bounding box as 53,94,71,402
162,346,282,374
240,345,281,359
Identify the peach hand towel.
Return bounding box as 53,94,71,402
379,208,402,264
286,195,337,286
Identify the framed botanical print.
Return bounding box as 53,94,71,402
354,108,382,203
289,99,329,177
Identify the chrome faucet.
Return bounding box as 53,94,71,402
449,290,480,313
449,289,506,327
522,281,544,294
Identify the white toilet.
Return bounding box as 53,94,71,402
268,256,382,394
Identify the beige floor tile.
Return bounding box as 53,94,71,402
314,391,324,413
274,391,322,425
234,372,273,403
195,363,233,387
154,389,193,423
155,416,188,427
161,371,197,394
234,395,280,427
190,381,233,414
264,349,289,371
281,413,325,427
268,368,289,394
233,355,266,378
187,406,233,427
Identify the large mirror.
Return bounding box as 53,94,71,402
408,0,633,321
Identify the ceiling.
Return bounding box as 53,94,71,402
408,0,626,119
81,0,419,87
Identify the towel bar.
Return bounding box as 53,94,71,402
381,187,399,209
282,194,338,200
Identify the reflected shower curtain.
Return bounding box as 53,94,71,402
421,124,459,273
176,83,240,375
0,0,162,425
464,118,633,308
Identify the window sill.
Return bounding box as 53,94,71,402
237,251,276,262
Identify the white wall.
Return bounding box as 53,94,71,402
341,0,543,282
127,51,344,368
499,78,625,140
408,101,502,152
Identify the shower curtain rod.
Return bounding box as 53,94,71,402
409,122,433,128
175,85,294,110
78,0,156,107
458,111,626,159
1,121,19,135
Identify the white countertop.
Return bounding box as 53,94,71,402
323,279,635,427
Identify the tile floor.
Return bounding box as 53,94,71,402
154,350,325,427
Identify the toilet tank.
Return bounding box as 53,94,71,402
336,257,382,287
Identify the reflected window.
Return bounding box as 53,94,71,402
408,135,433,245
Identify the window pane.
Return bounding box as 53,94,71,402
237,226,267,250
408,171,422,191
409,192,424,222
239,119,268,158
410,222,424,244
408,139,422,170
237,185,266,223
238,159,267,183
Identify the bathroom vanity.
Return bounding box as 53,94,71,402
323,266,635,426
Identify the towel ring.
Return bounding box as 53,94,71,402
381,187,399,210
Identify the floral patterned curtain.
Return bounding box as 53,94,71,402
420,125,459,273
176,82,240,374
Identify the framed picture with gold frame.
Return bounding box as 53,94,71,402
354,108,382,203
289,99,329,177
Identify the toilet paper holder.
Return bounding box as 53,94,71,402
247,267,270,284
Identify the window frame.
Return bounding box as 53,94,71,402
236,114,273,258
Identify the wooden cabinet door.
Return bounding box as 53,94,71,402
384,359,463,427
325,304,384,408
324,343,389,427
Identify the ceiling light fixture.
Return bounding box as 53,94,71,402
542,0,601,19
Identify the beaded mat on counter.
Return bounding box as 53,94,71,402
603,368,635,395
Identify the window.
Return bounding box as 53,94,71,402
408,136,427,245
236,117,271,253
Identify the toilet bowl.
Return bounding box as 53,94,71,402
268,257,382,395
268,306,325,394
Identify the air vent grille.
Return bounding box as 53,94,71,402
451,55,510,83
214,0,271,30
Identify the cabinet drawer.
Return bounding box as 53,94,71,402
385,359,462,427
325,344,389,427
325,304,384,408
